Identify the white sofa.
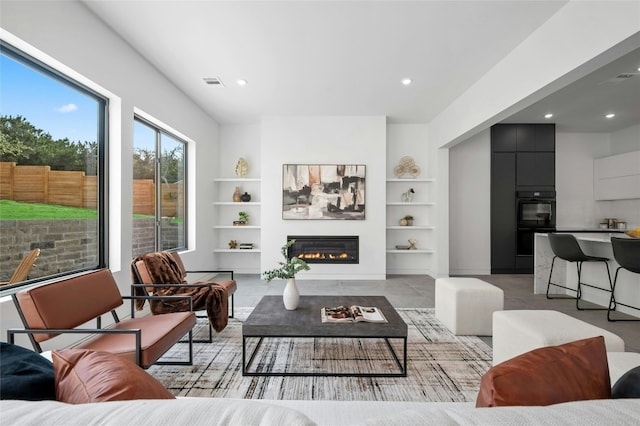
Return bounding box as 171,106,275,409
2,397,640,425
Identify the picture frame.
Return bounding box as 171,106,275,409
282,164,365,220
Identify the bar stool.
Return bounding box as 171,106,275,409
608,237,640,322
546,233,613,310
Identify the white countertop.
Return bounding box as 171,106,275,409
536,232,633,243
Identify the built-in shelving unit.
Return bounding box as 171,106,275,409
212,178,261,273
386,177,436,274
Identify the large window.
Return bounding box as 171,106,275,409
0,42,107,288
133,117,186,256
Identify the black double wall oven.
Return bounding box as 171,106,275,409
516,191,556,257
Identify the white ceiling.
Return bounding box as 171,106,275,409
83,1,639,133
502,46,640,133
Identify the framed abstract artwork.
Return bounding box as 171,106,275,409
282,164,366,220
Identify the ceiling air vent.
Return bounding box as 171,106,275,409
203,77,224,86
615,73,639,79
600,72,640,85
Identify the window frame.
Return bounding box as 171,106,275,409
133,115,188,253
0,40,109,289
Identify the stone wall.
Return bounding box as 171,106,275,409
0,219,98,281
0,218,181,282
132,218,156,258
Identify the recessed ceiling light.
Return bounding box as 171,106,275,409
544,113,553,119
605,113,616,119
237,79,248,86
401,78,412,86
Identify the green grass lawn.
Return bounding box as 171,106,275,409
0,200,155,220
0,200,98,220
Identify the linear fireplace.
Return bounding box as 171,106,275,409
287,235,359,264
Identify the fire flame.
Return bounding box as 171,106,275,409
297,252,350,260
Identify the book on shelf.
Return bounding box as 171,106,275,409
321,305,387,323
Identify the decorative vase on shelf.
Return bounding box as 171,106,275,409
241,192,251,202
233,186,242,202
283,278,300,310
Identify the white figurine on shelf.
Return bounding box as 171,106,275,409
401,188,415,202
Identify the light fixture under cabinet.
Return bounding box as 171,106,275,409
605,113,616,119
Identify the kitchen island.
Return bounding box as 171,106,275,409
534,232,639,318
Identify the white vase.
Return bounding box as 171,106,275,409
283,278,299,310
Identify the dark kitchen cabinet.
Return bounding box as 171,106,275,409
516,125,536,151
517,152,555,187
491,123,555,152
535,124,555,151
491,125,517,152
491,152,517,272
490,123,555,274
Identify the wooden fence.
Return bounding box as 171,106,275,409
0,162,182,217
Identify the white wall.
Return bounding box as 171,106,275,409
556,125,640,229
448,123,640,275
0,1,219,347
429,1,639,276
260,116,387,280
555,132,610,228
610,124,640,155
386,124,436,276
595,124,640,228
218,124,262,178
214,124,262,273
449,124,640,274
449,130,491,275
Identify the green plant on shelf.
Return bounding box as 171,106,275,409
238,211,249,223
400,214,414,226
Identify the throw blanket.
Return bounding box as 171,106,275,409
132,252,228,332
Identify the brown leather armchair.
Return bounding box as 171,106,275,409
8,269,196,368
131,251,237,343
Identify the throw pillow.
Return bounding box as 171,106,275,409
0,342,55,401
53,349,175,403
476,336,611,407
612,366,640,399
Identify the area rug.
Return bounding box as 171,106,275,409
147,308,492,402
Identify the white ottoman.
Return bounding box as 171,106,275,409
492,310,625,365
435,277,504,336
607,352,640,386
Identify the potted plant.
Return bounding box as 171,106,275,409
262,240,310,310
403,214,414,226
234,211,249,226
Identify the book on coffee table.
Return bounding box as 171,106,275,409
321,305,387,323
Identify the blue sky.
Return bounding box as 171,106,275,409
1,53,99,143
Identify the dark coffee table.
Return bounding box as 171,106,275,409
242,295,407,377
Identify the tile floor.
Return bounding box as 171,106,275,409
230,274,640,353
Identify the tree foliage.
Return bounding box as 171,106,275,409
133,147,155,180
133,145,184,184
1,115,184,182
0,115,97,174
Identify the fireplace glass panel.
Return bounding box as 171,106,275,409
287,235,359,264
